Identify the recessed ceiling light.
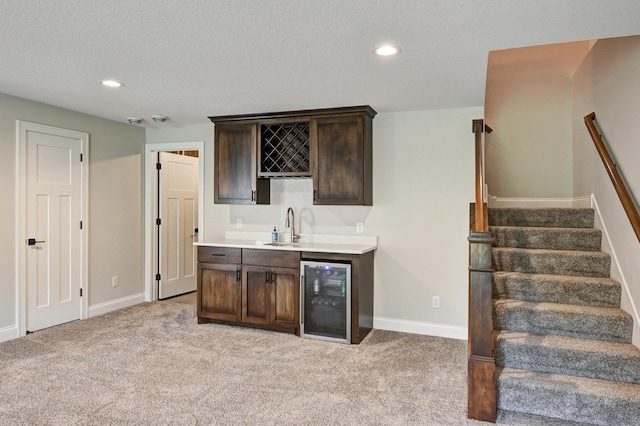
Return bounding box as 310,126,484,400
373,45,402,57
100,80,124,88
151,115,169,123
127,117,143,124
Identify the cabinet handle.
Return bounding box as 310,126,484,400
265,271,269,283
251,190,256,202
236,268,241,282
271,271,276,283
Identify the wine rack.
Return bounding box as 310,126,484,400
259,122,310,177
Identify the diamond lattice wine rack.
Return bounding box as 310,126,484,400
259,122,311,177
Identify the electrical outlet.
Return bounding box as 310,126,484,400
236,219,243,229
432,296,440,308
356,222,364,233
112,276,119,288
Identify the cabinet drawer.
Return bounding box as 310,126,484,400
242,249,300,268
198,247,241,264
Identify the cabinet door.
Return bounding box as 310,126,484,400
198,263,241,322
311,114,372,205
271,267,300,329
214,123,270,204
242,266,270,325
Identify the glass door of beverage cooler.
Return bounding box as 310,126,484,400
300,261,351,344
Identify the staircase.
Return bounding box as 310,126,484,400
489,207,640,425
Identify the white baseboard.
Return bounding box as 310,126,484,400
488,195,591,208
374,316,467,340
88,293,146,318
0,325,19,343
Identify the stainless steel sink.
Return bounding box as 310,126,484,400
265,242,298,247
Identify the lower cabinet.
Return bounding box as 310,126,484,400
198,262,241,322
197,246,373,343
242,265,299,331
197,246,300,335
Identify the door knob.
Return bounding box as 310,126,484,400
27,238,45,246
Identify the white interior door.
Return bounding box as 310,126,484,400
24,123,85,332
158,152,199,299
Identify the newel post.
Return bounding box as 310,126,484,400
467,229,496,422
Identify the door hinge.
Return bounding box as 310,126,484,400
80,221,83,229
80,288,83,297
156,273,161,281
156,162,162,170
156,218,161,226
80,153,83,162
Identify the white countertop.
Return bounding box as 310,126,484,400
195,232,377,255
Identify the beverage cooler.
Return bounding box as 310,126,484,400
300,261,351,344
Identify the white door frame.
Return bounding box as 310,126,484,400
15,121,89,337
144,142,204,301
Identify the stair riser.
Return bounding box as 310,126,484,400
495,339,640,384
497,375,639,426
489,208,594,228
492,248,611,277
493,273,621,308
494,304,633,343
490,227,601,251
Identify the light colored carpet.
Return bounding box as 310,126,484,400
0,301,499,425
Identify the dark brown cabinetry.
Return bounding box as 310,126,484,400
213,123,270,204
241,249,300,333
209,106,375,205
311,110,374,205
197,246,300,335
197,247,242,322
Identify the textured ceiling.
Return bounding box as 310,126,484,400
1,0,640,127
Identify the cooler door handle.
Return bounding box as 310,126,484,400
300,275,304,325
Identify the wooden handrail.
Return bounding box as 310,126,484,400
584,113,640,243
472,119,490,232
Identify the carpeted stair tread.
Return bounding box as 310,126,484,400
489,208,594,228
490,226,602,251
493,299,633,343
495,331,640,384
497,367,640,426
492,247,611,277
496,410,592,426
493,271,621,308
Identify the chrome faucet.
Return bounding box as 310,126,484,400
285,207,297,242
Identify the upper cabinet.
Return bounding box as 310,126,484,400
212,123,270,204
209,105,376,206
311,110,373,205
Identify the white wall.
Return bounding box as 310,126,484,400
485,43,590,199
0,93,145,341
148,107,481,338
572,36,640,346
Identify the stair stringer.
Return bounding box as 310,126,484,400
592,194,640,347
